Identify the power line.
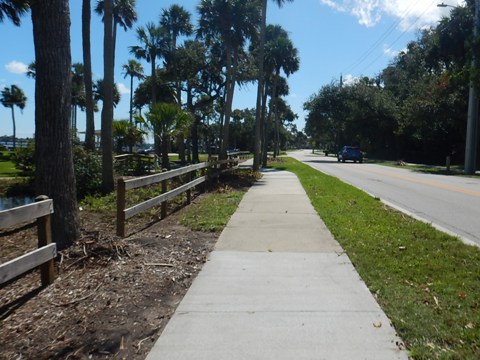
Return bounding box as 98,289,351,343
344,0,438,76
348,0,415,72
343,0,418,74
359,0,438,74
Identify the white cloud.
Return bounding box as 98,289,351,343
342,74,359,85
117,82,130,95
320,0,465,29
5,60,28,74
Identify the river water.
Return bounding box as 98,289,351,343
0,196,35,211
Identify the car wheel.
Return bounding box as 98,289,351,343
342,159,345,163
359,159,363,163
337,157,341,162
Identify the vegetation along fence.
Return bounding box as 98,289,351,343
0,196,56,287
116,157,241,237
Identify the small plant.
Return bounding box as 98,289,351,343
73,145,102,199
11,142,35,175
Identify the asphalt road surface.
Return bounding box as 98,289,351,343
289,150,480,247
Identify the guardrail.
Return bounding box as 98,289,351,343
0,196,56,287
116,158,238,237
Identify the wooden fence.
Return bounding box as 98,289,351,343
0,196,56,287
116,158,238,237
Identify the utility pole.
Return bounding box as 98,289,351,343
465,0,480,174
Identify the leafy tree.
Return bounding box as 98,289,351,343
0,0,28,26
231,108,256,151
30,0,80,249
133,70,175,112
1,84,26,149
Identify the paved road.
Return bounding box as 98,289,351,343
290,150,480,247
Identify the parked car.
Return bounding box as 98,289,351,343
337,146,363,163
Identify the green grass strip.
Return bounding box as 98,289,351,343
270,157,480,359
180,190,245,232
0,152,21,177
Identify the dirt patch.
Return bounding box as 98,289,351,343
0,172,255,360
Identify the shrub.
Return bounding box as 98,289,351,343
73,145,102,199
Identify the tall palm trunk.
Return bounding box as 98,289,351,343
83,0,95,150
272,70,280,157
150,55,157,104
129,74,134,125
220,45,236,160
261,82,269,167
254,0,267,171
101,0,115,193
31,0,80,249
10,106,16,149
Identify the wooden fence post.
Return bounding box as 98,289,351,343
117,178,126,237
35,195,54,286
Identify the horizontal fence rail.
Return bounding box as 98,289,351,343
0,197,56,286
116,159,238,237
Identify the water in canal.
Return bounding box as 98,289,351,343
0,196,35,211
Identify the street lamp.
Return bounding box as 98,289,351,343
438,1,479,174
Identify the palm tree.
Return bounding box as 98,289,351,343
122,59,144,125
82,0,95,150
264,29,299,156
130,22,165,105
161,5,193,165
1,84,26,149
160,4,193,106
112,119,144,153
71,62,86,134
0,0,29,26
145,103,192,169
30,0,80,249
94,78,121,106
253,0,293,171
197,0,260,160
26,61,36,79
95,0,137,67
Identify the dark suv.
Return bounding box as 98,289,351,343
337,146,363,163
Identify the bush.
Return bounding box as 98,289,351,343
73,145,102,199
11,142,35,175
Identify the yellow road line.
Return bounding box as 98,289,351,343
362,167,480,197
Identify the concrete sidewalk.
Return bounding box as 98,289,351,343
146,170,408,359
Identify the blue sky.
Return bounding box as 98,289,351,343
0,0,463,140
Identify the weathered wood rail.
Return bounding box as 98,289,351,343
116,158,238,237
0,196,56,286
